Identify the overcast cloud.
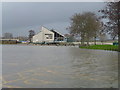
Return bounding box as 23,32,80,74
2,2,106,36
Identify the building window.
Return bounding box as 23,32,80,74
45,34,53,39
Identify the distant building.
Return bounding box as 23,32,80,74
32,26,66,43
64,34,76,42
0,39,19,44
0,39,19,42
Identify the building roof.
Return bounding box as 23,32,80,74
33,26,65,37
50,29,65,37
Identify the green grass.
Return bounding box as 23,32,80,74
80,45,118,51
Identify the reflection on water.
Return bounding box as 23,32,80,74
2,45,118,88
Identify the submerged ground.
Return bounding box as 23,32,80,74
2,45,118,88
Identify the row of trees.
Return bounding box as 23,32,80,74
67,1,119,51
2,33,13,39
2,32,28,41
2,30,35,42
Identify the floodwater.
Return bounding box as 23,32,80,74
2,45,118,88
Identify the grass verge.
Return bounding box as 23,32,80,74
80,45,118,51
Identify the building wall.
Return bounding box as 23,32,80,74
41,27,54,42
32,32,43,43
32,27,54,43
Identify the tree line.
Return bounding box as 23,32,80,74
1,32,28,41
67,1,119,51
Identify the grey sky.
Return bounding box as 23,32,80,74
2,2,106,37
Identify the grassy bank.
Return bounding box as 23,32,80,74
80,45,118,51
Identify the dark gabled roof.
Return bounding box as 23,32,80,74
33,26,65,37
50,30,65,37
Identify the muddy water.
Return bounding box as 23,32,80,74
2,45,118,88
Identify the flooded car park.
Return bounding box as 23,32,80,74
2,45,118,88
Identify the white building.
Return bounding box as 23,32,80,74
32,26,66,43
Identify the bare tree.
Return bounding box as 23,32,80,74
3,33,13,39
99,1,120,51
99,2,118,38
28,30,35,43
